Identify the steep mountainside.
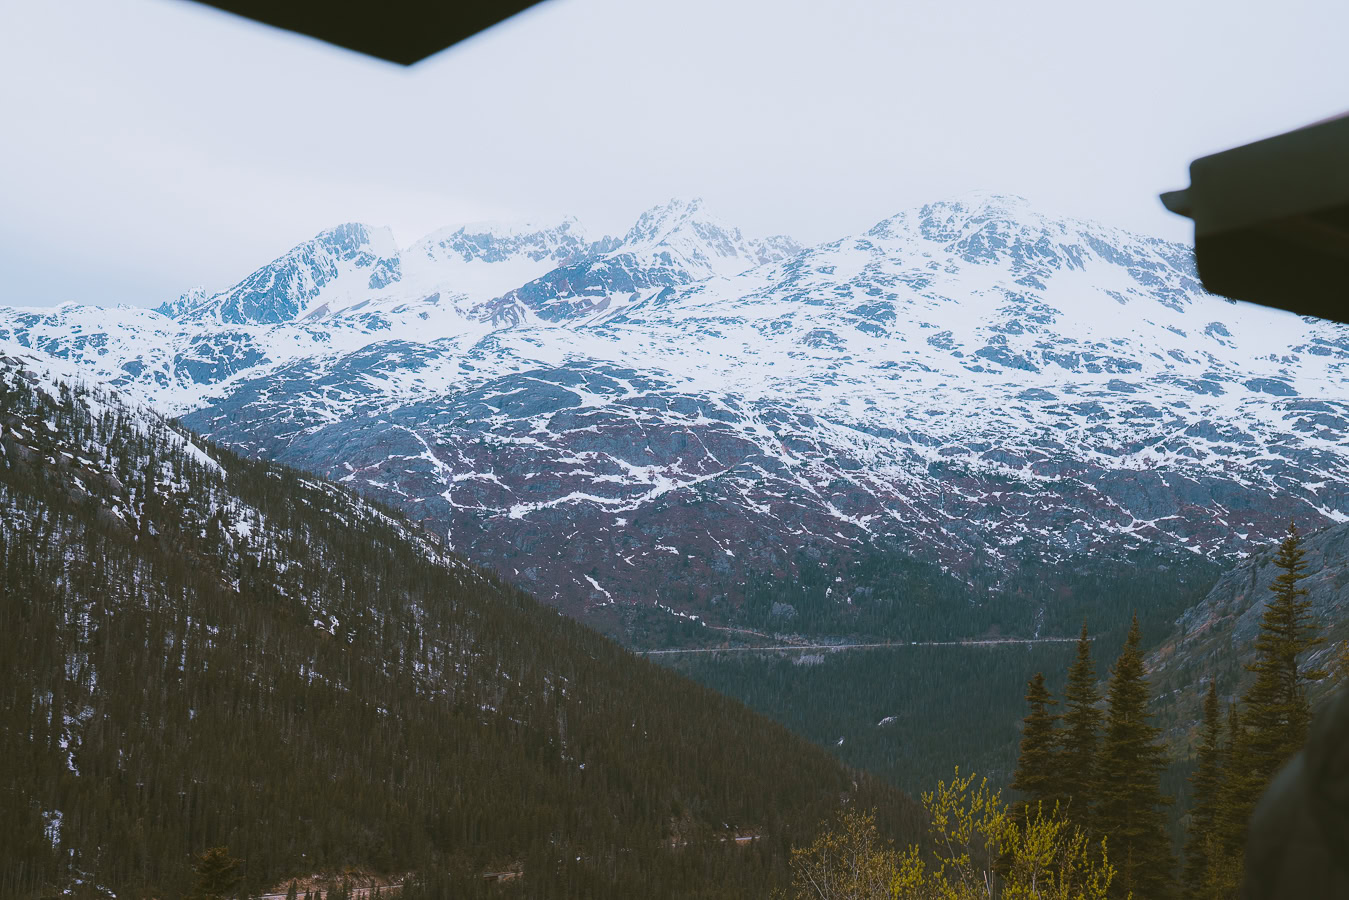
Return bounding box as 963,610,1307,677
0,352,919,899
4,194,1348,640
1148,522,1349,746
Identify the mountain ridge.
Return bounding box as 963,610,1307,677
5,194,1348,640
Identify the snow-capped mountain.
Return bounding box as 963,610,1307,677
479,198,803,326
403,216,615,306
5,193,1349,632
158,222,403,325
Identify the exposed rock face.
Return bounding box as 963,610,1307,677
1170,524,1349,652
5,194,1349,632
1149,522,1349,742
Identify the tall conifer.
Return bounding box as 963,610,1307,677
1243,521,1325,751
1224,522,1326,855
1182,680,1223,899
1010,671,1060,815
1094,614,1175,899
1213,703,1245,854
186,846,242,900
1059,620,1101,829
1204,702,1248,896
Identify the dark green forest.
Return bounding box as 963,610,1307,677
659,536,1220,798
732,540,1220,647
666,644,1079,795
0,362,922,899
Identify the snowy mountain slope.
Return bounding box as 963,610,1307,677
158,222,403,325
403,216,612,301
0,202,791,413
0,347,450,570
6,194,1349,634
478,198,804,326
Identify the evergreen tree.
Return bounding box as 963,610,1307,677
286,880,298,900
1010,671,1060,815
1212,703,1245,856
1201,703,1247,899
1059,620,1102,829
187,846,242,900
1094,614,1175,899
1182,680,1223,899
1225,522,1326,854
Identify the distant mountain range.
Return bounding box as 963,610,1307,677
5,193,1349,637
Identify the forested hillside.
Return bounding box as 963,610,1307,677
0,356,922,899
661,543,1219,796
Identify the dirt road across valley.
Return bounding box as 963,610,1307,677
638,635,1087,656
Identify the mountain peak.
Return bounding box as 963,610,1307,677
410,216,592,265
619,198,800,273
867,193,1040,238
473,199,799,325
940,191,1033,213
160,222,400,325
156,286,209,319
622,198,710,247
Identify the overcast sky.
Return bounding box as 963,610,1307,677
2,0,1347,308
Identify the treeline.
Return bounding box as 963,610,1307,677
0,362,923,899
783,522,1334,899
734,538,1220,646
988,522,1329,898
665,642,1081,795
666,537,1222,798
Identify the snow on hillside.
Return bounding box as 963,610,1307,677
0,347,454,576
477,198,804,326
5,193,1349,623
403,216,601,302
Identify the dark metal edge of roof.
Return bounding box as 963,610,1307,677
183,0,549,65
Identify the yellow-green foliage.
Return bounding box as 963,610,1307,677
789,769,1117,900
789,808,899,900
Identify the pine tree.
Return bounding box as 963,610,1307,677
1010,671,1060,816
1224,521,1326,854
1182,680,1223,899
187,846,243,900
1094,614,1175,899
1204,703,1247,897
1212,703,1245,853
1059,620,1102,829
286,880,298,900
